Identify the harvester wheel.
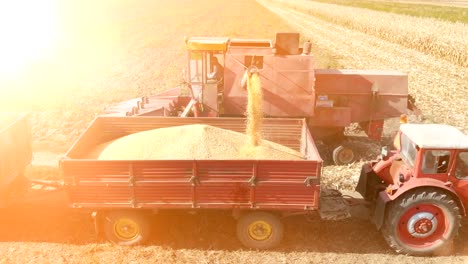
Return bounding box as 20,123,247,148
236,211,283,249
332,145,356,165
382,189,460,256
104,210,151,246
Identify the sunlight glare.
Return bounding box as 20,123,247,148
0,0,58,77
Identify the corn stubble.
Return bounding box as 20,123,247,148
265,0,468,67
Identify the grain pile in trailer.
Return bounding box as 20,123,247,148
93,124,303,160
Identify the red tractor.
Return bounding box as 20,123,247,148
357,122,468,255
105,33,413,165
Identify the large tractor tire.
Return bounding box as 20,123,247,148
236,211,284,249
104,210,151,246
382,189,461,256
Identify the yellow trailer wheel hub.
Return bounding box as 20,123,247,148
113,218,140,241
248,220,272,241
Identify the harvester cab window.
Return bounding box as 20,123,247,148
189,51,207,101
189,51,204,83
208,54,224,83
455,152,468,179
189,52,224,83
422,150,450,174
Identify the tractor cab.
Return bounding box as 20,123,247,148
359,123,468,197
395,124,468,181
184,37,229,116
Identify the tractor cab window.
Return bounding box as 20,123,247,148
422,150,451,174
400,133,417,167
455,152,468,179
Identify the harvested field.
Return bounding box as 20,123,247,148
278,0,468,67
260,0,468,133
313,0,468,22
385,0,468,8
2,206,468,263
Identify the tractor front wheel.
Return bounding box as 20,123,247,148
382,189,461,256
104,210,151,246
236,211,283,249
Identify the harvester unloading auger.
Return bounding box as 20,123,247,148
104,32,417,165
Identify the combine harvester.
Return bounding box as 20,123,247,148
105,33,415,165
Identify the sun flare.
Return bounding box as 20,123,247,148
0,0,58,77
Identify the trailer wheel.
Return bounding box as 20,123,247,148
104,211,150,246
382,189,461,256
236,212,283,249
332,145,356,165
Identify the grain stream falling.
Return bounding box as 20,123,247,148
246,72,263,146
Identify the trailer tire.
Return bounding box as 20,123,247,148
332,145,356,165
382,189,461,256
236,212,283,249
104,210,151,246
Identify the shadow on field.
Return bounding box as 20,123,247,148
0,206,384,253
2,204,468,255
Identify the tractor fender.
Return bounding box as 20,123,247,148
373,177,466,229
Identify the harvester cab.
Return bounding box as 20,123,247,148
183,37,229,116
357,123,468,255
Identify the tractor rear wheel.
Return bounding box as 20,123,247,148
236,211,283,249
382,189,461,256
104,210,151,246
